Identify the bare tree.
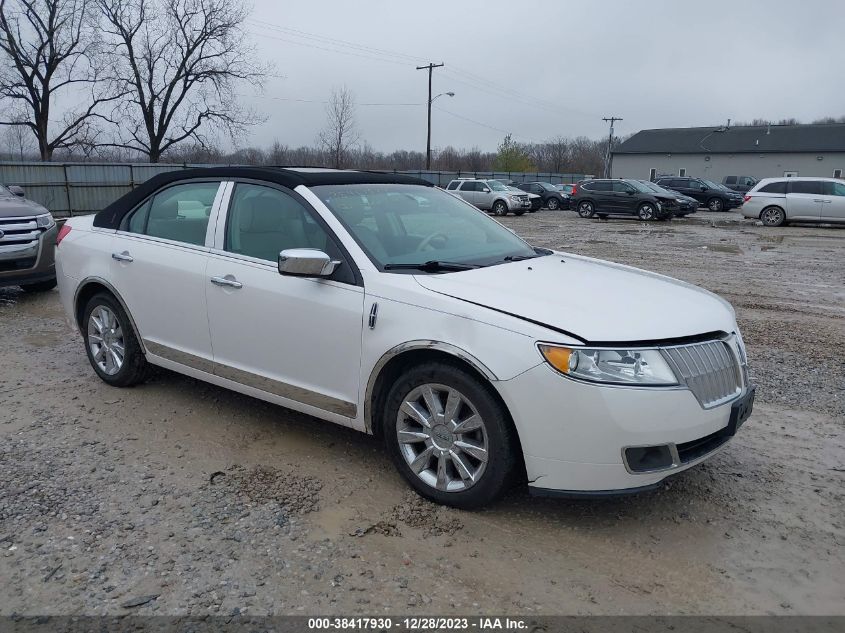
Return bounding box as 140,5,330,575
97,0,268,162
0,0,117,160
2,113,34,158
317,86,360,169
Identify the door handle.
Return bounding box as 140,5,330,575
813,199,832,203
210,275,243,289
111,251,134,262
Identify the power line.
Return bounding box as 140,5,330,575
433,106,539,144
241,93,422,106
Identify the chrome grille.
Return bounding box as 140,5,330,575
0,216,40,248
662,340,742,408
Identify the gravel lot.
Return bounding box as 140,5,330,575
1,209,843,616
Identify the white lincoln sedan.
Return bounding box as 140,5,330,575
55,168,754,508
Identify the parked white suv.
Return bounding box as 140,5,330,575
445,178,531,216
741,177,845,226
56,168,753,508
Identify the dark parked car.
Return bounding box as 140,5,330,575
655,176,743,211
570,179,676,221
635,180,697,216
722,175,758,193
513,182,568,210
0,184,58,292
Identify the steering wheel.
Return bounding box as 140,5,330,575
416,231,449,252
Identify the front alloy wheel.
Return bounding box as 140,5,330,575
383,363,517,508
492,200,508,216
708,197,724,212
546,197,560,210
396,383,488,493
637,203,656,221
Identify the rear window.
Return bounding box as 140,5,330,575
789,181,823,195
724,176,737,185
759,181,787,194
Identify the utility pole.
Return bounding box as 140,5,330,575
417,62,444,170
602,116,623,178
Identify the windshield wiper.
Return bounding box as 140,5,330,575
383,260,480,272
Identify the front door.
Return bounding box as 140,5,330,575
205,182,365,419
822,180,845,221
110,180,223,368
786,180,824,220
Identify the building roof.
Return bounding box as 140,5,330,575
94,167,431,229
614,123,845,155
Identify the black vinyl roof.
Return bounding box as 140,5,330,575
614,123,845,155
93,167,432,229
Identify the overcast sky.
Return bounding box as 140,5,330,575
240,0,843,153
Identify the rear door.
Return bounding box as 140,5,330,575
612,181,638,212
786,180,824,220
821,180,845,221
109,179,223,367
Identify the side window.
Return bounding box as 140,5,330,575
759,181,787,194
459,181,477,192
592,181,612,192
789,181,822,195
446,181,459,190
740,177,755,186
822,181,845,196
130,181,220,246
612,181,634,193
225,183,335,263
724,176,737,185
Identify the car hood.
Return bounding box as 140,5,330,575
0,196,48,217
414,253,736,343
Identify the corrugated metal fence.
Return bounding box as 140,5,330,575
0,162,588,217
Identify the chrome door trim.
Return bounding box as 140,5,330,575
204,181,230,248
73,277,147,353
363,340,499,434
212,181,234,250
143,339,357,418
144,339,214,374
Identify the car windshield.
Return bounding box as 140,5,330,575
486,181,508,191
0,184,9,196
703,179,729,191
312,184,538,271
536,182,556,191
626,180,654,193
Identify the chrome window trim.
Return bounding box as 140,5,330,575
113,230,212,254
143,339,356,418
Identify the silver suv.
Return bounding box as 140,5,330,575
445,178,530,216
0,184,58,292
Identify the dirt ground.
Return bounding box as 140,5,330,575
1,210,843,617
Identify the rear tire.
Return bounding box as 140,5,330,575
577,201,595,218
82,293,150,387
21,278,57,293
760,206,786,227
383,363,517,509
492,200,508,216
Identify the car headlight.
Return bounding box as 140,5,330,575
538,344,678,386
35,213,55,228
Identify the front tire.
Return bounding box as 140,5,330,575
383,363,517,509
492,200,508,216
637,202,657,221
82,293,150,387
577,201,595,218
707,197,724,212
21,278,57,293
546,197,560,210
760,206,786,227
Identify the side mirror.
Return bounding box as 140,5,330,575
626,189,635,195
8,185,25,197
482,188,490,193
278,248,339,278
700,185,707,191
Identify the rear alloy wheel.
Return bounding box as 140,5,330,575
83,293,150,387
637,202,657,221
760,206,786,227
707,197,724,212
384,363,517,509
577,201,595,218
546,197,560,210
492,200,508,216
